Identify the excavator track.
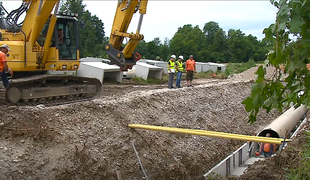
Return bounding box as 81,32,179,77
4,75,101,106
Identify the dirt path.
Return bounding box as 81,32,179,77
0,66,284,179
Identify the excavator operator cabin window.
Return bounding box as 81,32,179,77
38,20,51,47
57,20,77,60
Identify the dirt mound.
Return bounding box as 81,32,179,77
0,67,282,179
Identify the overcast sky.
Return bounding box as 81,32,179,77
2,1,278,42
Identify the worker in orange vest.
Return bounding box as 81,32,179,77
257,133,276,157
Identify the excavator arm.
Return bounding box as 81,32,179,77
105,0,148,70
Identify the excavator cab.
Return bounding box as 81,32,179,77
38,16,79,61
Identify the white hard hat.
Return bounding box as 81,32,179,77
171,54,176,59
178,55,183,60
0,44,11,51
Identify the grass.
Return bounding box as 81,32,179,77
194,70,226,79
225,59,257,78
286,131,310,180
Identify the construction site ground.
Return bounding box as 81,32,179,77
0,66,308,180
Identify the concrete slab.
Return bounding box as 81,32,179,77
217,64,226,72
77,62,122,83
208,62,218,73
201,63,210,72
144,59,168,74
231,167,247,177
196,62,203,73
135,61,162,80
207,63,226,73
244,157,263,166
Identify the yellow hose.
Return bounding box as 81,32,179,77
128,124,290,145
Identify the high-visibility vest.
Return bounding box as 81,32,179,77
263,143,273,153
176,61,183,72
167,60,175,71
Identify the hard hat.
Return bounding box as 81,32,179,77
171,54,176,59
0,44,11,51
178,55,183,60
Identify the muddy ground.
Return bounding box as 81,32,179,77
0,66,304,180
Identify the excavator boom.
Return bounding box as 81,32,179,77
105,0,148,70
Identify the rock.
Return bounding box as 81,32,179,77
36,104,46,109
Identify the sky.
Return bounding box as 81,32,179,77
2,0,278,42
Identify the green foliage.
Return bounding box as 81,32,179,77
243,0,310,123
59,0,106,58
135,21,269,63
170,24,204,61
225,59,257,77
194,70,226,79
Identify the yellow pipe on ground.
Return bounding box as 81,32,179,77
128,124,291,145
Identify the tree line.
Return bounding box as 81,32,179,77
136,22,273,63
60,0,273,63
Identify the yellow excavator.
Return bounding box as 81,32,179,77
0,0,147,104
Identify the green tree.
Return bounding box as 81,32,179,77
170,24,204,61
209,28,231,63
145,37,162,60
135,40,148,59
243,0,310,123
60,0,105,58
203,21,220,45
160,37,170,61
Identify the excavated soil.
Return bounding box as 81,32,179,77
0,66,296,180
234,114,310,180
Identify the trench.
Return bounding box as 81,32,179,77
0,80,283,179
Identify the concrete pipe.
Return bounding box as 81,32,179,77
258,105,307,138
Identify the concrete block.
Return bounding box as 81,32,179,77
207,62,226,73
217,64,226,72
201,63,210,72
144,59,168,74
244,157,263,166
135,61,162,80
230,167,247,177
196,62,203,73
208,62,218,73
77,62,122,83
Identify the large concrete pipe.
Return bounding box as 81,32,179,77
258,105,307,138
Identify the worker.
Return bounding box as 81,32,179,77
175,55,184,88
58,28,64,45
186,55,196,87
0,44,13,88
167,54,176,89
258,133,276,157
